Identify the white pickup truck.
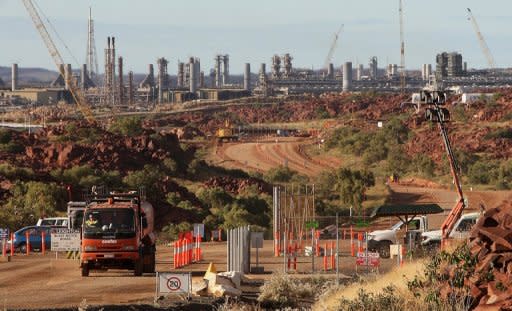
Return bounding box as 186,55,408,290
368,216,429,258
421,212,480,249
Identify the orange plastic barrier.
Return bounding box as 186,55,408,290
25,231,30,255
350,226,355,257
323,242,328,271
173,240,178,269
330,241,335,270
293,243,298,270
10,233,14,256
41,231,45,256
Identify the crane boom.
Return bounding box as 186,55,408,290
422,90,466,241
399,0,406,93
437,107,465,240
324,25,343,69
22,0,95,123
467,8,495,69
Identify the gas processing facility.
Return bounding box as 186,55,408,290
2,6,512,110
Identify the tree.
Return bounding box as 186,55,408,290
335,168,375,215
386,146,410,176
123,165,164,201
412,154,436,177
0,181,65,230
264,166,296,183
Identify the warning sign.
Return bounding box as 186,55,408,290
356,252,380,267
51,230,80,252
157,272,191,295
0,228,9,239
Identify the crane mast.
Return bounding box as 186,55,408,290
467,8,496,69
324,25,343,70
399,0,406,93
22,0,95,123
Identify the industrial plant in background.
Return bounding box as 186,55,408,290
3,5,512,111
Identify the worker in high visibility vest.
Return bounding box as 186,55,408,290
85,214,98,228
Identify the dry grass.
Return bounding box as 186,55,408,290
313,260,426,311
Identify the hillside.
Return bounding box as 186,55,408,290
0,65,58,86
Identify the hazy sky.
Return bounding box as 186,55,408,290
1,0,511,73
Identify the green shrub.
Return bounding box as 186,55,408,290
0,181,66,229
162,158,178,176
258,274,329,309
123,165,164,201
412,154,436,177
159,221,192,241
264,165,295,183
468,160,499,184
386,146,411,176
187,159,206,177
0,163,35,180
0,129,12,144
484,128,512,140
109,116,144,136
452,105,468,122
337,286,405,311
0,142,24,154
51,165,122,190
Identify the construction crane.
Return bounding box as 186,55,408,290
22,0,96,123
421,90,465,243
324,25,344,70
399,0,406,93
467,8,496,69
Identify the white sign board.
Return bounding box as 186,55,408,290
193,223,204,238
51,229,80,252
251,232,264,248
156,272,191,296
0,228,9,239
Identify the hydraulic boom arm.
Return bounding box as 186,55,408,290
436,103,465,240
423,91,466,240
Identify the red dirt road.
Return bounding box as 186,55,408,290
212,138,341,176
0,241,396,309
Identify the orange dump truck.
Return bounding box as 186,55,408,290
80,193,156,276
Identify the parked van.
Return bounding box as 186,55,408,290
36,217,68,227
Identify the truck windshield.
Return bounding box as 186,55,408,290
83,209,136,239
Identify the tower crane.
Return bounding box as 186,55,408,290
467,8,496,69
324,25,344,70
22,0,95,123
399,0,406,93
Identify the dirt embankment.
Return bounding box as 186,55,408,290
147,92,408,136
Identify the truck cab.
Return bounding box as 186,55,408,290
421,212,480,249
368,216,428,258
80,194,155,277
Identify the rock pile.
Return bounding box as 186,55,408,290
467,201,512,309
203,176,271,195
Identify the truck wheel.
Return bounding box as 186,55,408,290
134,259,143,276
81,264,89,277
378,241,392,259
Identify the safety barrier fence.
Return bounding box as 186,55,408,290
1,232,49,257
173,231,203,269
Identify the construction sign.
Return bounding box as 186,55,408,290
156,272,191,296
0,228,9,239
356,252,380,267
51,229,80,252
